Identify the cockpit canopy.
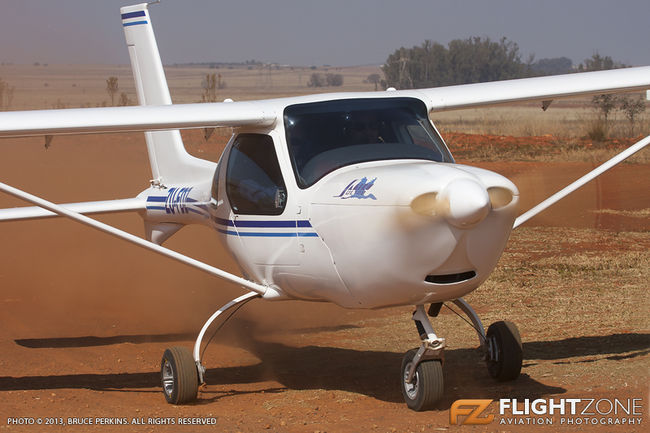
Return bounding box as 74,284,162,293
284,97,453,188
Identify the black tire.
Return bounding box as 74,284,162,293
486,321,522,381
400,348,444,411
161,346,199,404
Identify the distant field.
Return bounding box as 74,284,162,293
0,63,382,109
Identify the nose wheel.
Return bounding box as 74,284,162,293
401,305,446,411
401,348,444,411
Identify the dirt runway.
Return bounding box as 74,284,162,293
0,133,648,432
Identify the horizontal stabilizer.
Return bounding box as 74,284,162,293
0,198,145,222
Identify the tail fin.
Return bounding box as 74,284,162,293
120,3,215,186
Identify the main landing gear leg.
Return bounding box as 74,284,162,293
451,298,486,353
160,291,260,404
451,297,523,381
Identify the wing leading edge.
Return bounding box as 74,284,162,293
0,101,276,138
420,66,650,111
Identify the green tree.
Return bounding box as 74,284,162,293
0,78,5,109
0,78,15,110
366,73,381,90
382,37,526,89
592,94,618,121
619,95,646,134
577,53,625,72
106,76,119,106
201,73,217,102
325,73,343,87
201,73,225,102
529,57,573,75
117,92,132,106
307,73,325,87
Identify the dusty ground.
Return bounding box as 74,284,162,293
0,128,647,432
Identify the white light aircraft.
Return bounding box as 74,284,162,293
0,3,648,411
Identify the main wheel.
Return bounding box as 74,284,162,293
161,346,199,404
400,348,444,411
486,321,523,381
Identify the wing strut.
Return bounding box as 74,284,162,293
513,135,650,228
0,181,268,295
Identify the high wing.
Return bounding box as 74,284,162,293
420,66,650,111
0,67,648,138
0,101,275,138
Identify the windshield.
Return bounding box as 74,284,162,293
284,97,453,188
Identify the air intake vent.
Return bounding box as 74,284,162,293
425,271,476,284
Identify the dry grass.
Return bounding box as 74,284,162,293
592,208,650,218
444,131,650,164
474,227,650,335
432,99,650,140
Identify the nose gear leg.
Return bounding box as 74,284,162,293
400,304,445,411
406,305,446,383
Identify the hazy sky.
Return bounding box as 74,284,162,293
1,0,649,67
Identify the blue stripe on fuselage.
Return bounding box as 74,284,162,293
214,218,312,228
217,229,318,238
214,219,318,237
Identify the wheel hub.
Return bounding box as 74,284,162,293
403,361,419,399
161,359,174,397
487,335,499,362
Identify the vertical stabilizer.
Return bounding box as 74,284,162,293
121,3,215,186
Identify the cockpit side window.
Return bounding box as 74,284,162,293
284,98,453,188
226,133,287,215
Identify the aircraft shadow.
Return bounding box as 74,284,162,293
14,333,195,348
0,343,561,406
522,333,650,361
13,325,360,349
3,332,647,407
